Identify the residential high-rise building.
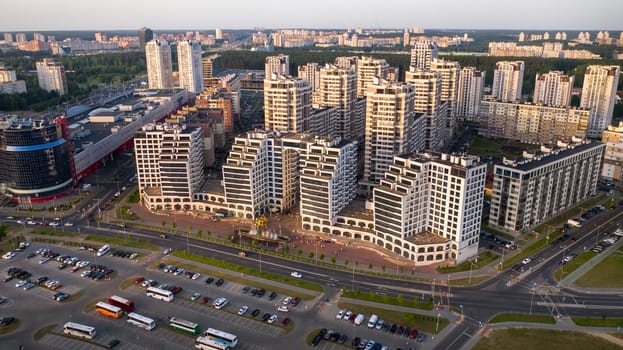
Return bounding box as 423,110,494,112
580,65,620,138
533,71,574,107
491,61,524,102
601,122,623,180
138,27,153,50
202,54,221,85
410,40,438,69
373,152,486,263
3,33,13,42
356,56,389,98
145,40,173,89
363,79,416,186
430,59,461,137
405,68,445,150
15,33,27,42
297,62,321,91
317,64,358,140
215,28,223,40
177,40,203,94
33,33,45,42
334,56,358,71
0,63,26,94
457,67,486,121
0,63,17,82
489,141,604,235
265,55,290,78
35,58,67,95
263,75,312,133
134,123,205,210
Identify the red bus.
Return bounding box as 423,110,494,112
108,295,135,312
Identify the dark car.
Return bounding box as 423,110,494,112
290,296,300,307
281,317,291,326
318,328,327,338
269,291,277,300
107,339,120,348
37,276,48,284
172,286,183,294
351,337,361,348
0,317,15,326
241,286,250,294
251,309,261,317
250,288,258,296
156,263,165,270
261,313,271,321
390,323,398,333
311,335,321,347
205,277,214,285
26,252,36,260
215,278,224,287
53,292,69,302
403,327,411,338
330,332,340,342
256,288,265,297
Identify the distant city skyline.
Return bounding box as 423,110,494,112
2,0,621,32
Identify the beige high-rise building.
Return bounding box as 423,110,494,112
430,59,461,137
265,55,290,78
317,64,358,140
601,122,623,180
35,58,67,95
202,54,220,86
145,40,173,89
405,67,445,150
410,40,438,70
363,79,416,186
0,63,17,82
533,71,574,107
356,56,389,98
580,65,620,138
263,75,312,133
334,56,358,71
457,67,486,121
297,62,321,91
491,61,524,102
177,40,203,94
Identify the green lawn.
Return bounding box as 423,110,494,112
489,313,556,324
553,251,598,281
572,316,623,327
473,328,623,350
574,247,623,288
0,319,20,335
469,136,539,159
84,234,157,251
437,251,499,274
341,290,433,310
336,302,448,334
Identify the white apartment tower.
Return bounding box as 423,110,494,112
580,65,620,138
457,67,486,121
533,71,574,107
356,56,390,98
145,40,173,89
317,64,358,140
363,79,416,186
334,56,358,72
134,123,206,209
263,75,312,133
297,62,321,91
491,61,524,102
373,152,486,263
35,58,67,95
405,68,445,151
177,40,203,94
410,40,438,70
430,59,461,137
265,55,290,78
0,63,17,82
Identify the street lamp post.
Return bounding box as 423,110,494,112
435,313,441,334
529,289,535,315
351,265,355,292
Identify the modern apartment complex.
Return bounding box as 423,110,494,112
489,140,605,235
134,123,206,210
404,67,445,151
265,54,290,78
580,65,620,138
410,40,438,70
263,75,312,133
35,58,67,95
0,63,26,94
491,61,524,102
177,40,203,94
430,59,461,136
456,67,485,121
145,40,173,89
373,152,486,263
601,122,623,180
356,56,389,98
138,27,153,50
317,64,359,140
479,100,590,143
533,70,574,107
297,62,321,92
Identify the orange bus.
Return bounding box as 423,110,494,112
95,301,124,319
108,295,135,312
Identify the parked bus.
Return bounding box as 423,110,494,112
204,328,238,348
195,336,230,350
145,286,174,302
63,322,96,339
127,312,156,331
108,295,135,312
96,244,110,256
169,317,201,335
95,301,124,319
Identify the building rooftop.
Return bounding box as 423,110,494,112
499,141,604,172
404,231,450,245
337,199,373,220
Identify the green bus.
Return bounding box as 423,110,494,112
168,317,200,335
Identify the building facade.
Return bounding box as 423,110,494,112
177,40,203,94
265,55,290,78
489,141,605,235
580,65,620,138
145,40,173,89
601,122,623,180
356,56,389,98
491,61,524,102
479,100,590,143
317,64,358,140
410,40,438,70
430,59,461,137
404,68,445,151
36,58,67,95
533,70,574,107
263,75,312,133
456,67,485,121
138,27,153,50
297,62,321,92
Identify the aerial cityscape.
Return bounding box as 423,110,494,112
0,1,622,350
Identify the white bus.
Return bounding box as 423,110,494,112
146,286,174,302
96,244,110,256
127,312,156,331
63,322,96,339
196,336,230,350
204,328,238,348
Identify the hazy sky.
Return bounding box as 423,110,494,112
2,0,621,31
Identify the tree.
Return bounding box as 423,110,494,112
188,225,193,233
297,248,303,257
382,265,386,273
284,244,289,254
331,256,336,264
396,294,404,305
161,220,166,229
344,260,349,266
172,222,177,230
319,253,325,261
197,229,202,237
308,252,314,259
368,263,373,270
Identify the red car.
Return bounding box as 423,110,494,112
290,296,300,307
172,286,183,294
409,329,418,339
281,317,291,326
134,277,145,284
201,296,210,304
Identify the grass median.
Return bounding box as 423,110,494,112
489,313,556,324
437,251,498,274
84,234,158,251
473,328,622,350
574,247,623,288
0,319,21,335
341,289,433,310
553,251,597,281
572,316,623,327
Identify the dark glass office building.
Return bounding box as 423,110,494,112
0,117,74,203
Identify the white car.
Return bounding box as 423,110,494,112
191,293,201,301
63,222,74,227
344,310,353,320
2,252,16,260
163,248,173,255
237,306,249,315
336,309,346,320
521,258,532,265
49,221,60,227
15,280,27,288
191,273,201,280
77,261,90,268
27,220,37,225
283,296,292,305
268,314,278,324
278,305,290,312
39,257,51,264
290,271,302,278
